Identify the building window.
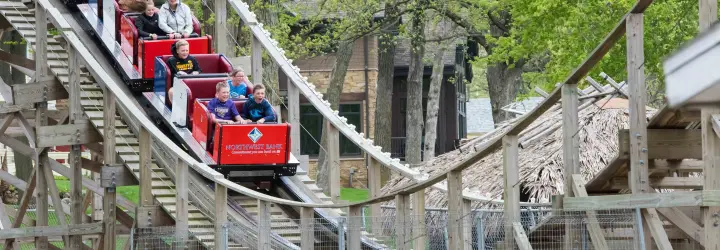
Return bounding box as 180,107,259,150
300,103,362,157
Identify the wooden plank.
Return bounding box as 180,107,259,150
563,191,720,210
286,73,300,157
0,204,19,250
0,223,104,240
69,145,84,249
300,206,314,250
642,208,673,250
656,207,704,246
447,169,464,250
611,177,704,189
413,190,426,250
571,175,609,250
99,165,138,187
503,135,520,250
0,48,35,71
102,90,116,250
326,121,340,202
41,155,70,247
36,120,102,148
394,194,410,250
80,158,102,173
367,157,382,235
0,167,26,190
251,37,262,84
627,12,649,194
512,222,533,250
699,0,718,30
562,83,579,249
256,199,270,250
11,76,67,105
138,127,152,206
347,205,362,250
618,129,702,159
175,158,188,243
534,86,549,98
35,102,50,250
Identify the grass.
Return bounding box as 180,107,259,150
340,188,369,202
54,179,140,204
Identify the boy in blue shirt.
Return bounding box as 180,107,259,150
208,82,242,124
240,84,276,124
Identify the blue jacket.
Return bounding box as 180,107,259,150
242,98,275,122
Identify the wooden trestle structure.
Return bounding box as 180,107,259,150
0,0,717,249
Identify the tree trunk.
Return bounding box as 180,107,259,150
404,9,426,167
422,43,447,161
0,30,31,199
485,10,524,125
487,60,523,125
373,2,398,186
315,40,355,193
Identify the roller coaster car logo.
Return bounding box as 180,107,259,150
248,127,263,143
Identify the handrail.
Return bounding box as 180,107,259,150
38,0,655,210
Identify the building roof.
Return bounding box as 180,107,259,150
379,95,657,213
466,97,545,134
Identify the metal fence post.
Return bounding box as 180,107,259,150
338,217,346,250
635,208,646,250
476,212,484,250
129,227,134,250
224,223,229,250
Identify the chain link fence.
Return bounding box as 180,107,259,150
124,206,711,250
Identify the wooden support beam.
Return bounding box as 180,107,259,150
599,73,630,97
562,82,580,249
0,204,19,250
656,207,704,246
214,0,229,56
347,205,362,250
503,135,520,250
534,86,549,98
41,155,70,247
513,222,533,250
326,121,340,202
300,206,314,250
175,159,188,244
563,190,720,210
367,157,382,235
463,199,472,250
215,185,228,249
257,199,271,250
138,127,152,206
394,194,410,250
36,120,102,148
611,177,704,190
0,223,104,240
101,90,116,250
571,175,609,250
447,169,464,250
618,129,702,159
0,48,35,71
643,208,673,250
35,92,50,250
99,165,138,187
251,37,263,84
80,158,103,173
584,76,607,93
286,73,300,157
10,76,67,105
68,43,84,250
0,167,26,190
700,0,720,238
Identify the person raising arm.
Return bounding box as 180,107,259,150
240,84,276,124
208,82,243,124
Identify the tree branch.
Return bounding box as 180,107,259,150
433,7,489,49
487,10,509,34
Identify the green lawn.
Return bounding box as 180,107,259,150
340,188,369,202
55,179,139,204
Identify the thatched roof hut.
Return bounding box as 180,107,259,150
379,96,656,210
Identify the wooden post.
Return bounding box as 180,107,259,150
562,82,579,249
347,205,363,250
463,199,472,250
68,44,85,250
139,127,152,207
394,194,410,250
287,78,301,157
252,37,263,85
503,135,519,250
257,199,271,250
326,121,340,202
367,157,382,235
447,169,464,250
34,3,49,249
300,206,314,250
175,159,189,245
413,190,426,250
102,90,117,250
215,184,228,249
700,1,720,249
214,0,229,56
